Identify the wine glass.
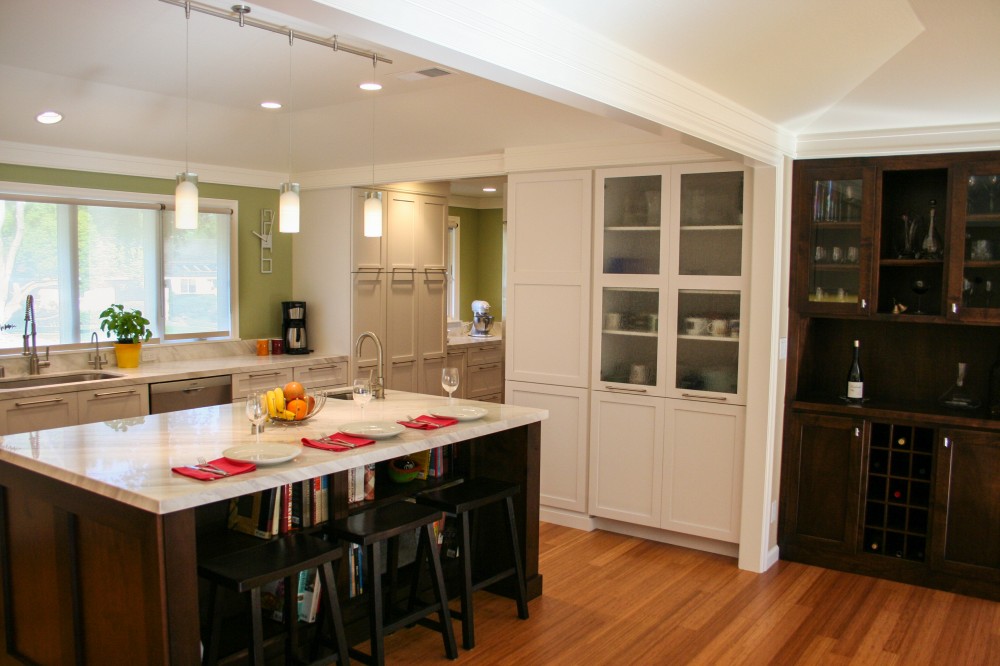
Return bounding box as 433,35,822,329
245,390,267,445
352,378,373,418
911,279,929,314
441,367,460,404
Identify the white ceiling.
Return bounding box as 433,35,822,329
1,0,998,188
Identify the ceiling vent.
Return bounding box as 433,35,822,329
397,67,452,81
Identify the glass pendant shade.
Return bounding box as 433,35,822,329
364,191,383,237
279,182,300,233
174,173,199,229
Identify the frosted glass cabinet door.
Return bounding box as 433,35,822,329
678,170,744,277
599,171,666,276
674,290,741,396
598,287,660,391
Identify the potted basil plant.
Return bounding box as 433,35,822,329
99,304,152,368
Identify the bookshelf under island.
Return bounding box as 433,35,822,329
0,390,546,665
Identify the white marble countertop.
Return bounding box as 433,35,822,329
447,333,503,349
0,390,547,515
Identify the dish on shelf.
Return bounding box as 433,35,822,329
223,443,302,465
431,406,488,421
338,421,404,440
268,392,326,425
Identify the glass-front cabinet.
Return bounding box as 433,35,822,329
593,164,749,402
793,165,874,315
948,162,1000,322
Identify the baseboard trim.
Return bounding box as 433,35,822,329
539,507,596,531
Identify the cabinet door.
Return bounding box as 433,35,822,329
780,412,864,556
446,349,467,399
661,400,744,542
77,386,148,425
231,368,295,399
467,363,502,398
0,391,79,435
594,166,669,277
507,381,590,514
791,164,874,315
388,359,418,394
506,170,592,387
932,429,1000,581
947,161,1000,322
294,362,348,391
589,391,663,526
595,286,664,395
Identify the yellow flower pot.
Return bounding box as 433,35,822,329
113,342,142,368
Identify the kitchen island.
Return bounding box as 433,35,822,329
0,390,545,665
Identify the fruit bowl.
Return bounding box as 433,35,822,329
268,391,327,425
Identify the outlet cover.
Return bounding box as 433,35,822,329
141,349,156,362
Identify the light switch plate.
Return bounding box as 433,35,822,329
778,337,787,360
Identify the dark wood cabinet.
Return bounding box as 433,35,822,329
781,150,1000,601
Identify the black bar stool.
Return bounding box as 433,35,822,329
326,501,458,666
412,477,529,649
198,532,350,665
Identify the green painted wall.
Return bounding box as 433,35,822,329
0,163,291,339
450,206,504,320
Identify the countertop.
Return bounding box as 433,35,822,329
447,333,503,350
0,390,547,515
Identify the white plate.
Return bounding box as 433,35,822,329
338,421,405,440
430,406,488,422
223,443,302,465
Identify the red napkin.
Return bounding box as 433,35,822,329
398,415,458,429
171,457,256,481
301,433,375,452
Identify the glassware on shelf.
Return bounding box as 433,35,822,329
910,280,929,313
897,214,919,258
919,199,943,259
939,362,980,410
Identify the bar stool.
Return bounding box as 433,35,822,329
412,477,529,649
326,501,458,665
198,532,350,666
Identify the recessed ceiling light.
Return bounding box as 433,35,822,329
36,111,63,124
260,101,282,109
483,187,497,193
359,82,382,91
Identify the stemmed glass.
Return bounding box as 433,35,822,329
353,378,373,418
245,390,267,446
911,279,929,314
441,367,460,404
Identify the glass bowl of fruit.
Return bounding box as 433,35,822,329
266,382,327,425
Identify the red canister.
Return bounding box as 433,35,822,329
270,338,284,355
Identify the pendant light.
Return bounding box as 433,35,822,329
279,31,300,233
175,0,198,230
363,54,383,238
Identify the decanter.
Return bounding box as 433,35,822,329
939,362,980,409
920,199,943,259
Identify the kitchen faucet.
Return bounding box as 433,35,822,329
355,331,385,399
23,295,50,375
89,331,105,370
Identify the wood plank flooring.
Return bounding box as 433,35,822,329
381,522,999,665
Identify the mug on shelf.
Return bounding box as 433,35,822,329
728,319,740,338
971,239,994,261
708,319,729,337
604,312,623,330
628,364,651,384
684,317,709,336
831,246,844,263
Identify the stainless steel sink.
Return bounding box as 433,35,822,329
326,389,354,400
0,371,125,390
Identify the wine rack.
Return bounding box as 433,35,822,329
863,422,933,561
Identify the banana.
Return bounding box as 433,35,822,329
274,387,285,412
265,390,277,418
281,409,295,421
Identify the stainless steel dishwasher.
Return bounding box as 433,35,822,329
148,375,232,414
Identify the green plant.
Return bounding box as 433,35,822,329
98,304,152,344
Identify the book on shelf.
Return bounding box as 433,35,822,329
411,450,432,481
348,464,376,504
227,489,278,540
298,568,322,623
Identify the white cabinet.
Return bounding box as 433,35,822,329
0,391,79,435
506,170,592,388
231,368,295,400
351,188,447,393
467,343,503,401
77,385,148,425
293,361,348,392
507,380,590,514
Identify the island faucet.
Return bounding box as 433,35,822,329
89,331,105,370
355,331,385,399
22,295,50,375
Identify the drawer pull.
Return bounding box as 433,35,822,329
306,365,338,372
14,397,64,408
681,393,728,401
606,386,648,393
181,387,205,393
93,389,138,398
474,364,500,370
248,371,282,379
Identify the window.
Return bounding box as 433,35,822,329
0,184,235,350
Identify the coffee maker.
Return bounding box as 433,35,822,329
282,301,309,354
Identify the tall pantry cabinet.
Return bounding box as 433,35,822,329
351,188,448,394
506,163,751,546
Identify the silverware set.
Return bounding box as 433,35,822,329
186,457,230,476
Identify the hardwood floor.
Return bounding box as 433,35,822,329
381,522,999,665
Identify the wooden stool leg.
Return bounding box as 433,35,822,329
385,536,400,623
504,496,529,620
248,587,265,666
407,526,428,612
423,522,458,659
319,560,350,666
203,582,221,666
458,511,475,649
367,541,386,666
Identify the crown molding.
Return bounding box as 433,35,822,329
448,195,503,210
795,122,1000,159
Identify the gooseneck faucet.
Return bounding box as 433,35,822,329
22,295,50,375
90,331,105,370
355,331,385,399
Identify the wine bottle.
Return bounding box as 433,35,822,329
847,339,864,402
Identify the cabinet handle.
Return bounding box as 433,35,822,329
682,393,727,401
855,427,860,437
181,387,205,393
14,397,64,408
307,365,337,372
606,386,648,393
944,437,950,448
951,302,959,314
248,371,282,378
861,298,867,309
475,364,500,370
93,389,138,398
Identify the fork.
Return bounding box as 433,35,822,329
196,457,230,476
405,415,440,428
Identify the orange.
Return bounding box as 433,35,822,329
283,381,305,401
288,398,308,420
